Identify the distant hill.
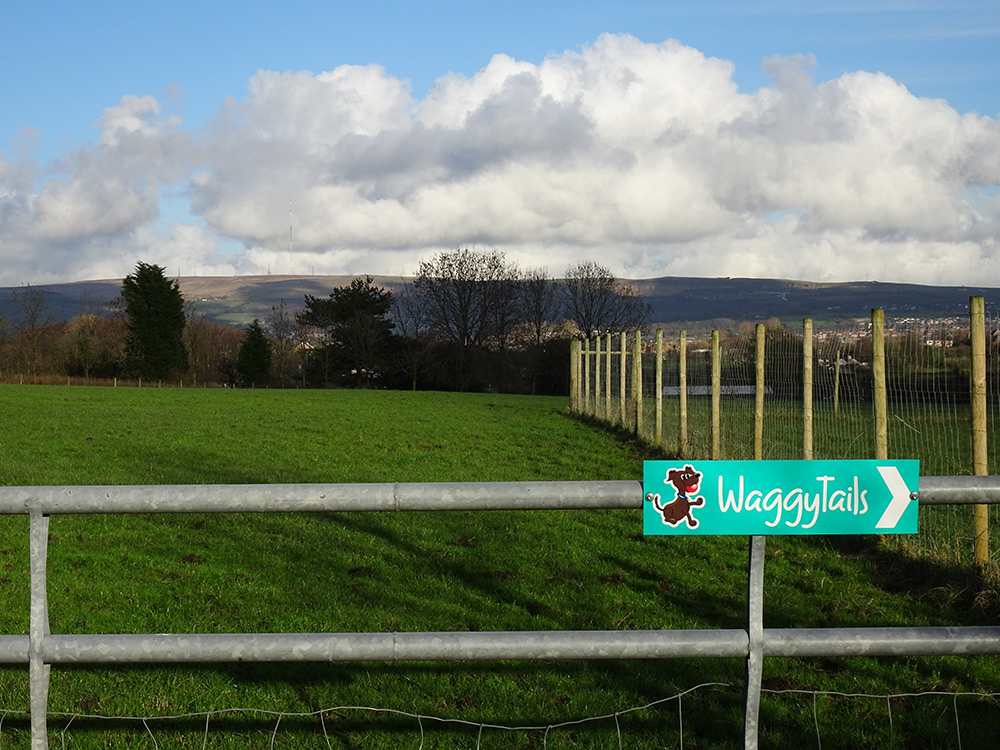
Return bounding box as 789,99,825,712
629,277,1000,329
1,274,997,331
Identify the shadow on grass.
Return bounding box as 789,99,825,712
809,534,999,625
566,411,679,462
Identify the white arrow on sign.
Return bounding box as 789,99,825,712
875,465,913,529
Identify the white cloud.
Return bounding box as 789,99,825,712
95,94,181,147
1,33,999,288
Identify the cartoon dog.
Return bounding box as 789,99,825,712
645,464,704,529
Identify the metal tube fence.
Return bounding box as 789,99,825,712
3,478,1000,749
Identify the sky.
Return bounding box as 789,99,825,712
2,1,1000,288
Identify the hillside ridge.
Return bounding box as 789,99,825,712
1,274,997,329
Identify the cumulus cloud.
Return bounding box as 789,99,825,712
0,92,195,284
1,33,999,287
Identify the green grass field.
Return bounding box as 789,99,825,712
0,384,997,748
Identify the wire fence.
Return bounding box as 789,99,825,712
0,686,996,748
569,301,1000,579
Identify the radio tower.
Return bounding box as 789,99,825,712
288,200,293,272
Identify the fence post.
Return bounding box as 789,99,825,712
803,318,814,460
755,323,765,461
583,337,591,415
594,334,602,420
605,333,612,422
29,504,51,749
620,332,627,426
569,339,580,412
655,329,663,447
872,309,888,460
680,330,688,458
712,329,721,460
744,535,766,749
970,296,989,567
633,331,643,436
834,345,841,418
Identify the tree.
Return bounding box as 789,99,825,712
413,248,520,390
519,268,561,346
511,268,567,395
236,319,273,387
121,262,188,380
184,317,242,386
296,276,396,387
562,261,650,337
391,279,432,391
11,284,52,380
61,314,100,379
267,300,302,387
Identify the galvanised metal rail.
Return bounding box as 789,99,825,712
1,476,998,749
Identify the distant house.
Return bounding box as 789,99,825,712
662,385,772,396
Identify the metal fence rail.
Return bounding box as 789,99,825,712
3,477,1000,749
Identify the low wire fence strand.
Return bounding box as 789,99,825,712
0,686,995,747
761,689,1000,750
0,683,732,748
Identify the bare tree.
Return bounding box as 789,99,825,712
12,285,52,380
562,261,650,337
267,300,302,386
519,268,562,346
183,318,242,386
391,279,431,390
61,314,99,379
414,248,520,390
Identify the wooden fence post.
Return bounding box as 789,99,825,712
605,333,612,421
569,339,580,412
594,334,602,420
970,296,989,568
803,318,814,460
712,329,721,460
872,308,888,460
680,330,688,458
583,337,591,415
834,344,841,418
620,332,627,426
755,323,765,461
655,329,663,447
632,330,643,436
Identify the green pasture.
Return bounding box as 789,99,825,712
0,384,997,748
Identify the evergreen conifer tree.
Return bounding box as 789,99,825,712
121,262,188,380
236,319,273,387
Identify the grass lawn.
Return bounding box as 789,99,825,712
0,384,997,748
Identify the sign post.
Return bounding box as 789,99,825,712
644,459,919,749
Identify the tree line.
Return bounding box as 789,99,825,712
0,251,650,393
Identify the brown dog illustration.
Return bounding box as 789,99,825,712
645,464,704,528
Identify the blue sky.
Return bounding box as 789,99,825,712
2,1,999,286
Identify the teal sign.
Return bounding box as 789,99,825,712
643,460,919,536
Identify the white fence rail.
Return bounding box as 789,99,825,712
2,477,999,749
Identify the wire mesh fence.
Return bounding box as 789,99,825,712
0,686,996,748
569,300,1000,579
